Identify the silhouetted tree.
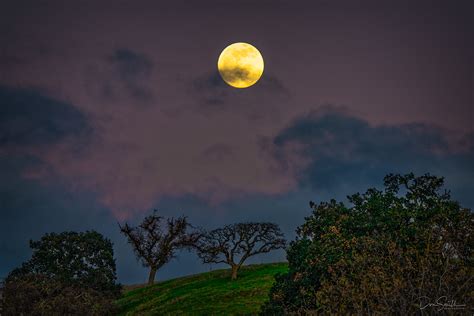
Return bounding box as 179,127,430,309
119,211,196,285
194,222,286,280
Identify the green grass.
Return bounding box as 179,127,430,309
116,262,288,315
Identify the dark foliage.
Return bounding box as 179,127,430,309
262,173,474,315
119,210,197,285
3,231,120,315
194,222,286,279
3,274,117,316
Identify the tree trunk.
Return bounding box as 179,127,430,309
231,264,239,280
148,267,157,285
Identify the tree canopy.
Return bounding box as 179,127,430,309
119,211,197,285
262,173,473,314
194,222,286,279
4,231,120,315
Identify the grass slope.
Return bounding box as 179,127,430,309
116,262,287,315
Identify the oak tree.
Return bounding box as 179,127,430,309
119,211,196,285
194,222,286,280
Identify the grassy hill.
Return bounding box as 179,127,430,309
116,262,287,315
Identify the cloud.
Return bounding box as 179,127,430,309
0,85,91,148
109,49,153,79
84,49,154,103
2,103,473,285
190,70,290,120
269,107,474,206
218,66,251,83
0,153,151,284
107,49,154,101
0,87,108,280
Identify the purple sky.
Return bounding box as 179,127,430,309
1,0,472,283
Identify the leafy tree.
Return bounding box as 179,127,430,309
8,230,120,294
3,231,121,315
194,222,286,280
119,211,196,285
262,173,474,314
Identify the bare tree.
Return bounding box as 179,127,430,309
119,211,196,285
194,222,286,280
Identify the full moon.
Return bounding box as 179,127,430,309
217,42,264,88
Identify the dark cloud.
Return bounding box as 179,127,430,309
84,49,155,103
0,153,151,283
107,49,154,101
196,71,227,89
109,49,153,78
194,70,288,95
190,71,290,120
0,86,91,147
219,66,251,83
191,72,227,110
0,87,108,279
271,107,474,207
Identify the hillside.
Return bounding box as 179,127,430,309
116,262,288,315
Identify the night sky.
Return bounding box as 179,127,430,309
1,0,472,284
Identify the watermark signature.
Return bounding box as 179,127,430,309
419,296,466,311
